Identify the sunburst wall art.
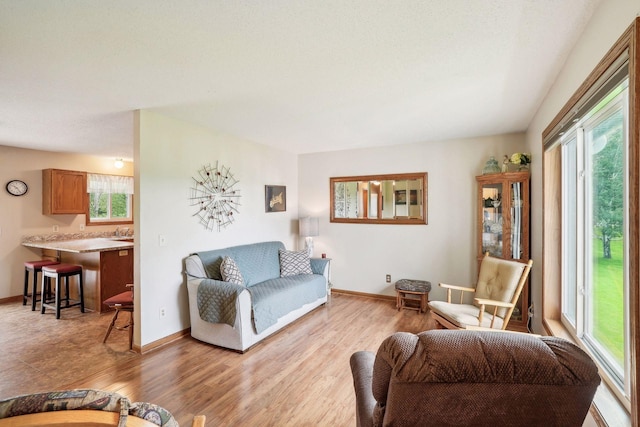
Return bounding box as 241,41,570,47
190,162,241,231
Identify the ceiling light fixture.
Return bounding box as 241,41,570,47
114,158,124,169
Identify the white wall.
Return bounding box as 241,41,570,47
0,145,133,300
299,134,525,301
525,0,640,332
135,110,299,346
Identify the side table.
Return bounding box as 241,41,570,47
395,279,431,313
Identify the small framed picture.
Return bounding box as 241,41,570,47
395,190,407,205
265,185,286,212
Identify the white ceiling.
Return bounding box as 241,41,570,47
0,1,601,160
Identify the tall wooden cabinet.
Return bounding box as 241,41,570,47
476,171,530,330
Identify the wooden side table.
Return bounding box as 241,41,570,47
395,279,431,313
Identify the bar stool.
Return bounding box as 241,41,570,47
41,263,85,319
23,260,59,311
102,285,134,350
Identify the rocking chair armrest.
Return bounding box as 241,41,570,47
439,283,476,293
473,298,513,308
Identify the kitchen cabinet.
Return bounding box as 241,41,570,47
42,169,87,214
476,171,530,331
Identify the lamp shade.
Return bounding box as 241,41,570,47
299,217,319,237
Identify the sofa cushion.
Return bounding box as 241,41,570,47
194,241,284,286
475,256,526,317
428,300,505,329
279,249,313,276
221,256,244,285
248,274,326,333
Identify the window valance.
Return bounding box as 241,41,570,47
87,174,134,195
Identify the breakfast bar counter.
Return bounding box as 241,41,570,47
23,238,134,313
22,237,133,253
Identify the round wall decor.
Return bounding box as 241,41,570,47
190,162,241,231
6,179,28,196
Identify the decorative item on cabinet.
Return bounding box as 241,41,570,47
42,169,87,215
482,156,501,175
510,152,531,171
477,171,530,331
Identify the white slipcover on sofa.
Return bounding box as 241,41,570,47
185,241,329,352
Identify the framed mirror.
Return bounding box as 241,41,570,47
330,172,427,224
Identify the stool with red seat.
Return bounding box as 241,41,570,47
40,263,84,319
23,259,59,311
102,285,134,350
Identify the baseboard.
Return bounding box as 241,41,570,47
139,328,191,354
331,288,395,302
0,295,24,304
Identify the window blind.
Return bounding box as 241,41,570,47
543,50,629,151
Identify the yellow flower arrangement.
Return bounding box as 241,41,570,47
510,153,531,165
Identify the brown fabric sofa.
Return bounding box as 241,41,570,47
350,330,600,427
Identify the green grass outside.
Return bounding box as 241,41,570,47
592,238,624,365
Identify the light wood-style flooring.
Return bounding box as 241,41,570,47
0,293,435,426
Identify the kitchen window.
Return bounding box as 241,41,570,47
87,173,134,225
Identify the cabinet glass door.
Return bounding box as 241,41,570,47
481,183,503,257
511,181,524,259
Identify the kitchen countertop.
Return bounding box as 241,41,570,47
22,238,134,253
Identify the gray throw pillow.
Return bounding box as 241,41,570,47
279,249,313,276
221,256,244,285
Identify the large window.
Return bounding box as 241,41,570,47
87,173,134,225
559,78,629,398
543,18,640,425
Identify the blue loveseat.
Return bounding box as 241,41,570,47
185,241,329,352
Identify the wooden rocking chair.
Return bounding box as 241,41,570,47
428,253,533,330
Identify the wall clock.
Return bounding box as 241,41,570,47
189,162,241,231
6,179,28,196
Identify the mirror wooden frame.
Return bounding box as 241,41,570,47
330,172,428,224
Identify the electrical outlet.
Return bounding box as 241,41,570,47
159,235,167,247
528,305,534,318
79,224,85,231
159,307,166,318
53,225,59,232
386,274,391,283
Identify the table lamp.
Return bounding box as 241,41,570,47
299,217,319,257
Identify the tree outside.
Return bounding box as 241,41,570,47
89,193,129,219
590,101,625,367
591,109,624,259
